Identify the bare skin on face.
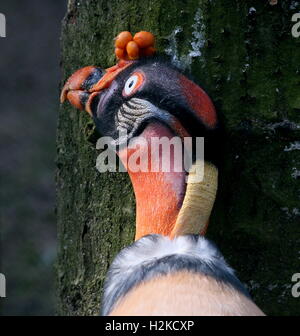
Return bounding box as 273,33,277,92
110,271,265,316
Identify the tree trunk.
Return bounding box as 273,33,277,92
57,0,300,315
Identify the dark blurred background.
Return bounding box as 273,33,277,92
0,1,66,315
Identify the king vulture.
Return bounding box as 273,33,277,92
61,47,264,316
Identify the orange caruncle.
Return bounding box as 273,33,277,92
133,31,155,48
115,31,133,49
115,47,125,59
114,31,156,60
126,41,139,60
140,46,156,57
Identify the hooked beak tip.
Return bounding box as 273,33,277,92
60,87,68,104
60,61,134,114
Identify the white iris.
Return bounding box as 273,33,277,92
124,75,138,95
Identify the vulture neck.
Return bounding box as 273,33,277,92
117,122,218,241
118,122,186,240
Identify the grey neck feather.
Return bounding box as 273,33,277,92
101,234,251,316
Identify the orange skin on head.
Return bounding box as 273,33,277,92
179,75,217,129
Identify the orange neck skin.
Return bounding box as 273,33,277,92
118,122,187,240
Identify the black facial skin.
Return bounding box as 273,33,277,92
91,57,221,167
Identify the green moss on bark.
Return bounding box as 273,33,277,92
57,0,300,315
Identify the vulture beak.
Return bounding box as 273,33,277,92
61,60,218,241
60,60,133,115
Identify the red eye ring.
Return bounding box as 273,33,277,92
122,71,145,97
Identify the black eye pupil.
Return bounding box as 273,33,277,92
129,80,134,88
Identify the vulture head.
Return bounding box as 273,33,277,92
61,57,219,240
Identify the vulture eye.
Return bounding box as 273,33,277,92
123,72,144,97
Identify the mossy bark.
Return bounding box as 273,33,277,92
57,0,300,315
